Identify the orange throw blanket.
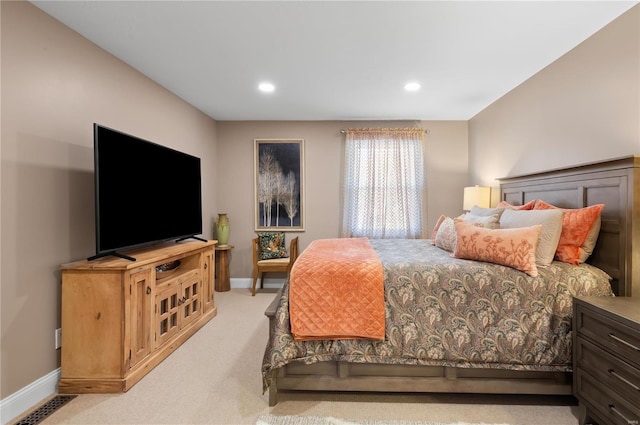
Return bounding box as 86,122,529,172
289,238,385,341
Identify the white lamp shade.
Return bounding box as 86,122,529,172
463,186,491,210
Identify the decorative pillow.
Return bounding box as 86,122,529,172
499,209,563,267
257,232,288,260
533,200,605,265
462,212,500,229
580,216,601,263
434,217,458,252
431,214,447,245
497,200,536,210
470,206,506,218
453,220,543,277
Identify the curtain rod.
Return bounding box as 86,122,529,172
339,128,430,134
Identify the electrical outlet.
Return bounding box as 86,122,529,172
55,328,62,349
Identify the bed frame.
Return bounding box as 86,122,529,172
264,155,640,406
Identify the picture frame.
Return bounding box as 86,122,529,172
254,138,304,231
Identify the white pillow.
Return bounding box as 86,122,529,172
463,212,500,229
499,209,563,267
470,206,506,218
580,215,601,263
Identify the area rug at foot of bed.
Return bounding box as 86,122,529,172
256,415,509,425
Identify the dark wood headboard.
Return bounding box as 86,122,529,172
498,155,640,297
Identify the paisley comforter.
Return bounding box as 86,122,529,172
262,239,614,391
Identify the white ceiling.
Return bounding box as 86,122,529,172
32,1,638,121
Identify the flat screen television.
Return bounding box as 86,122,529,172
90,124,203,261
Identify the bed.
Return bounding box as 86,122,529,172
262,155,640,406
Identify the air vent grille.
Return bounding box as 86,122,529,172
13,395,76,425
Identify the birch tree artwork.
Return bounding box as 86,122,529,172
255,139,304,230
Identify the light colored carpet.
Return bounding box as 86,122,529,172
257,416,509,425
32,289,581,425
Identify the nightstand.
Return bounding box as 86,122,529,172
215,245,234,292
573,296,640,425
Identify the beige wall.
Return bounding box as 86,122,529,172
216,120,468,278
469,4,640,194
1,1,218,399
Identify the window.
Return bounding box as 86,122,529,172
341,128,425,239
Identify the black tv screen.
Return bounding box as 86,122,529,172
92,124,203,260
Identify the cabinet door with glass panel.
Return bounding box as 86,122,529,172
155,269,202,348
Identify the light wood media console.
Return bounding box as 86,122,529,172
59,240,217,393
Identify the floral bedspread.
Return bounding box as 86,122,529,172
262,239,614,391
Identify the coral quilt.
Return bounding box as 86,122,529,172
289,238,385,340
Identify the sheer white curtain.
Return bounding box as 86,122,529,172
341,128,425,239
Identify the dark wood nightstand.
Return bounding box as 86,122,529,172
573,296,640,425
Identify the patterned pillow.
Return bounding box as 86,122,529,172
434,217,458,252
533,200,605,265
497,200,536,210
453,220,543,277
257,232,288,260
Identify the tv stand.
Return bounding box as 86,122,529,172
60,240,217,393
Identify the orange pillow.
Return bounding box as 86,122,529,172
431,214,447,245
453,220,542,277
533,200,605,265
496,200,536,210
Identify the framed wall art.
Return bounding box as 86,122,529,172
254,139,304,231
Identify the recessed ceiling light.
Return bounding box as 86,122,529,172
404,82,421,92
258,82,275,93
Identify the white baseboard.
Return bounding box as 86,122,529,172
0,368,60,425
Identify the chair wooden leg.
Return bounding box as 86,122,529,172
252,271,259,296
260,272,265,289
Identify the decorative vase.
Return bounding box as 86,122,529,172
216,213,230,247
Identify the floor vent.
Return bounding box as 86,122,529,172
13,395,77,425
